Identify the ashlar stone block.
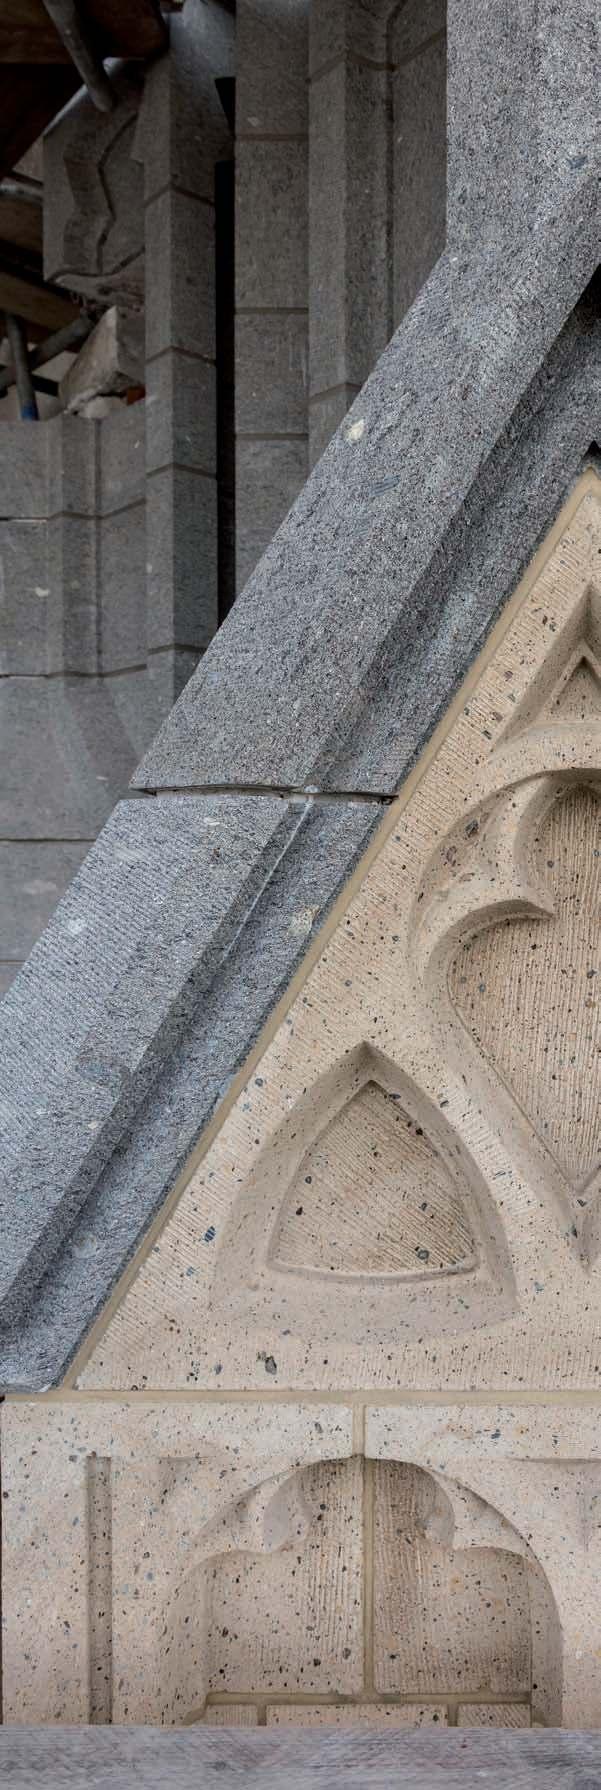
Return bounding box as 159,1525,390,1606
82,476,601,1394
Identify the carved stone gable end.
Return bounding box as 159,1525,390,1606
4,474,601,1732
79,473,601,1392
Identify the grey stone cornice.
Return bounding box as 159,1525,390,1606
135,173,601,796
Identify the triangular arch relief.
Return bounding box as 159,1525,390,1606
73,472,601,1392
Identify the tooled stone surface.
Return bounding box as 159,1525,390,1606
3,1396,600,1728
0,793,376,1386
1,0,600,1391
79,480,601,1392
270,1080,476,1278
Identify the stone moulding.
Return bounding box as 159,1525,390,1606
4,1397,601,1728
71,473,601,1394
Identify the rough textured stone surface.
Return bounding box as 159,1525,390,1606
43,68,145,310
82,477,601,1395
0,794,376,1384
234,0,308,588
2,2,600,1463
0,842,89,975
0,2,234,987
1,1400,353,1723
136,264,601,794
60,308,144,412
265,1706,448,1727
2,1396,601,1728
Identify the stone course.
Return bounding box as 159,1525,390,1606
1,0,601,1745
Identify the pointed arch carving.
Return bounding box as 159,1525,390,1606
212,1042,516,1345
75,473,601,1394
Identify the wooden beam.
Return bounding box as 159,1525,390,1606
0,178,43,257
0,259,79,331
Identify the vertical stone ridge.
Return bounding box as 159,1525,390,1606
87,1453,112,1723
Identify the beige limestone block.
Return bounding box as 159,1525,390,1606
457,1705,530,1727
372,1462,529,1697
266,1704,448,1726
1,1400,352,1725
76,476,601,1394
367,1404,601,1727
207,1457,364,1696
203,1706,259,1726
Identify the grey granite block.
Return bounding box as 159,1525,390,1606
43,70,145,302
235,438,308,595
237,0,309,138
236,142,308,310
0,676,138,839
0,792,376,1383
146,352,216,476
46,413,97,520
309,59,390,395
46,514,98,675
0,423,47,519
309,386,358,467
309,0,383,74
0,523,49,675
146,467,218,652
1,1722,601,1790
0,840,88,962
99,406,146,515
135,0,233,206
394,0,446,62
100,666,163,759
447,0,597,257
145,191,216,364
136,193,601,794
391,30,446,327
236,314,308,436
145,647,200,718
99,503,147,673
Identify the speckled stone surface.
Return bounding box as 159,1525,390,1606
1,1401,353,1724
79,478,601,1395
0,794,375,1386
1,0,599,1405
3,1397,601,1728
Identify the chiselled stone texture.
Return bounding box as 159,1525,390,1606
271,1081,475,1278
449,786,600,1215
0,795,376,1386
2,1402,547,1727
3,1398,599,1727
1,1402,354,1725
80,479,601,1393
2,0,600,1408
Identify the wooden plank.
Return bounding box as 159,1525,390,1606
0,182,43,256
0,0,70,63
0,1726,600,1789
0,259,79,330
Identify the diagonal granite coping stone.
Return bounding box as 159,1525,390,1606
134,175,600,795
